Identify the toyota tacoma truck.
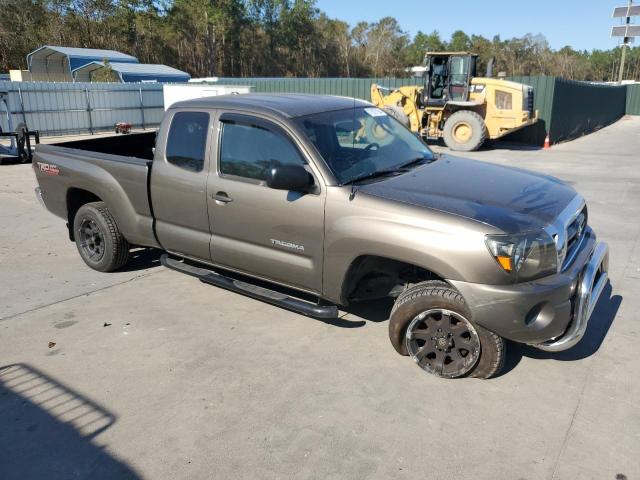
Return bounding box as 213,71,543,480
33,94,609,379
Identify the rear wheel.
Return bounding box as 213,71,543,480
388,281,505,379
443,110,487,152
73,202,130,272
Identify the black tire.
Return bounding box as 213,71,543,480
388,280,505,379
73,202,130,272
15,122,28,140
382,105,411,129
442,110,487,152
15,123,29,163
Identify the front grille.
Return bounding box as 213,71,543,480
562,205,588,270
546,197,588,272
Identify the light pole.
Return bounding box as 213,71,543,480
619,0,632,82
612,0,640,83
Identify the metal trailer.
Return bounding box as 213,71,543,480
0,91,39,163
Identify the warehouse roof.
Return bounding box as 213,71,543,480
72,61,190,83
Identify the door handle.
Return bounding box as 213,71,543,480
210,192,233,203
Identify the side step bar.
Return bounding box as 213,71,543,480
160,254,339,320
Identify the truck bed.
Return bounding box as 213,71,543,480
54,131,156,160
33,132,159,248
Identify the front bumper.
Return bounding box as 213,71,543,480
536,241,609,351
449,228,610,350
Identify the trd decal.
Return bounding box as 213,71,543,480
37,162,60,176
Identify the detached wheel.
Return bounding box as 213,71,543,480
73,202,130,272
443,110,487,152
389,281,505,379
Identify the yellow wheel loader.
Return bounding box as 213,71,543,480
371,52,538,151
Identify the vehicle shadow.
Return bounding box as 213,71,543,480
345,297,394,322
118,247,162,272
498,281,621,376
0,363,140,479
486,141,543,152
322,316,367,328
0,156,29,166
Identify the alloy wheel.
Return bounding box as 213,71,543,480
405,308,480,378
78,218,105,262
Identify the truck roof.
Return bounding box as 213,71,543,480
169,93,372,118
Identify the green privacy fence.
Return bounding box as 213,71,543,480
550,78,627,144
504,76,556,145
214,77,416,100
627,84,640,115
215,76,637,146
505,77,628,145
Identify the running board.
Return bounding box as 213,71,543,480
160,254,339,319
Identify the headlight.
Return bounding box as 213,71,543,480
485,231,558,282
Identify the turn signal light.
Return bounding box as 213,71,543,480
496,256,512,272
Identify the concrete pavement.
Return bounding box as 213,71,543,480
1,118,639,479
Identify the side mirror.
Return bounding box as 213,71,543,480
266,164,313,192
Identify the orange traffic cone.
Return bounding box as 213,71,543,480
543,135,551,149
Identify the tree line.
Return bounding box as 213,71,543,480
1,0,639,82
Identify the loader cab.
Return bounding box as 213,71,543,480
422,53,478,106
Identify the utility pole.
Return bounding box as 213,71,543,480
619,0,632,82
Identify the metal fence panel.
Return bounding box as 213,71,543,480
626,84,640,115
0,81,164,136
3,77,637,142
213,77,415,100
504,76,556,145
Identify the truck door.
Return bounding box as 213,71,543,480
150,109,213,261
207,113,325,293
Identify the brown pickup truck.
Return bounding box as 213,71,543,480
33,94,609,379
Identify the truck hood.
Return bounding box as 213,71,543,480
358,155,578,233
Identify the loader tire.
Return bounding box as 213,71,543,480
388,280,506,379
382,105,411,129
73,202,130,272
443,110,487,151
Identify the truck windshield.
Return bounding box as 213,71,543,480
297,107,434,185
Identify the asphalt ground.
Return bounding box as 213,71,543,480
1,117,639,479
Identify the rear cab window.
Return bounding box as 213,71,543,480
166,111,210,172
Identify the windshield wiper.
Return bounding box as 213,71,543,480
396,155,436,170
344,168,403,186
345,169,403,201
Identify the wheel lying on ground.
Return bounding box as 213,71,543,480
73,201,130,272
388,280,505,379
442,110,487,152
